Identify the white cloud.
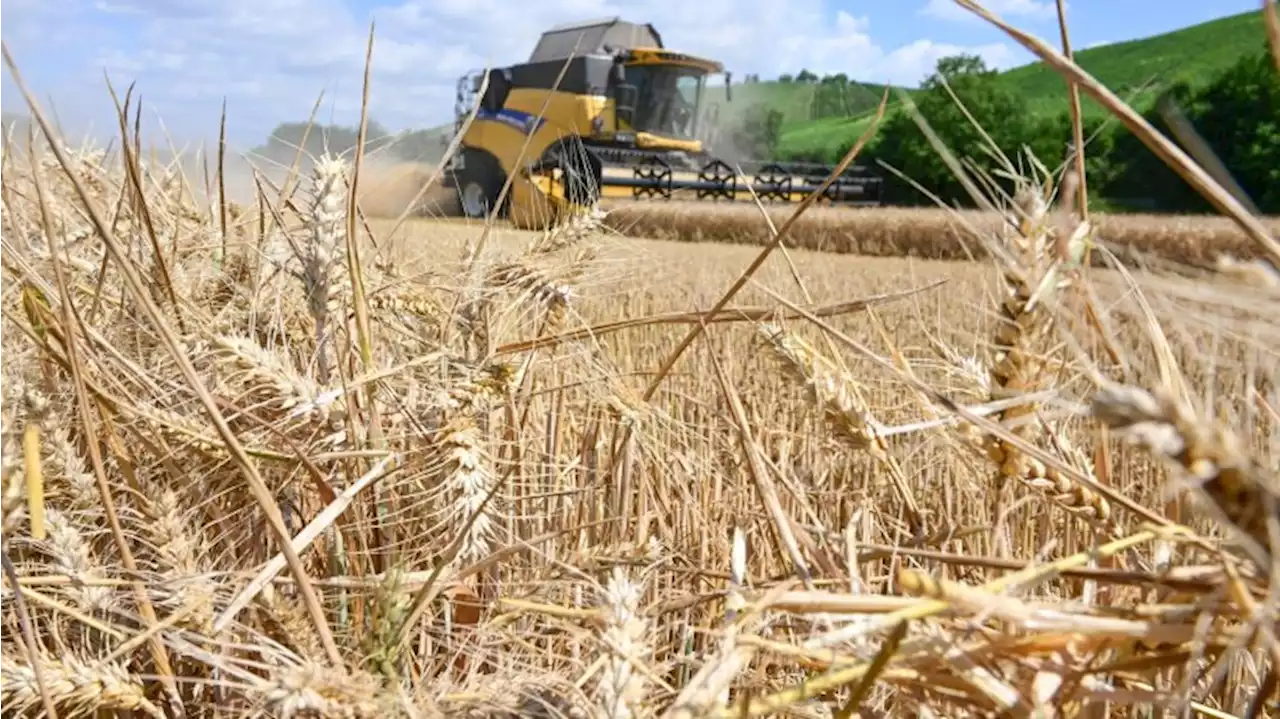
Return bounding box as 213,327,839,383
883,39,1018,78
2,0,1017,146
920,0,1059,24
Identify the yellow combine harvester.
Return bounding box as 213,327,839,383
442,17,884,229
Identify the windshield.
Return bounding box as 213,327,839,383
622,65,705,140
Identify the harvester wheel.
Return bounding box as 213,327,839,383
457,150,504,219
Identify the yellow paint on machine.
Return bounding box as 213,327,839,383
451,18,810,229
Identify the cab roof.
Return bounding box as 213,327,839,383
529,17,665,63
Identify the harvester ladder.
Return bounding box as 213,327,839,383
453,70,486,140
698,102,722,154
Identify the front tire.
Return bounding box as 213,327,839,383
456,150,504,219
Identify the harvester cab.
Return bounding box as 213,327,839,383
442,17,883,229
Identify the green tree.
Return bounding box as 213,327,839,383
1033,111,1120,202
1193,47,1280,212
254,119,393,162
1101,81,1207,211
863,54,1039,206
732,103,785,159
1099,45,1279,213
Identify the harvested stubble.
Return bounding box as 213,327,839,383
600,200,1280,268
1,116,1277,718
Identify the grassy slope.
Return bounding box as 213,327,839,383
775,113,882,160
721,80,906,162
768,9,1265,161
1001,10,1266,114
721,82,817,125
726,80,900,126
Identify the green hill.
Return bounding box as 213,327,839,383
748,8,1267,162
725,79,901,125
999,9,1266,114
715,78,910,162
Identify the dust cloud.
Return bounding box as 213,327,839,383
172,147,462,220
695,93,773,173
2,112,461,220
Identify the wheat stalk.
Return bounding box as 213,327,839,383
1092,382,1277,569
436,412,500,569
1,652,165,718
758,321,925,531
595,566,652,719
299,153,350,384
981,176,1114,528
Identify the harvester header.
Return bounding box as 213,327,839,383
443,16,884,228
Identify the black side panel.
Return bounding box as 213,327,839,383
480,69,513,112
506,56,614,95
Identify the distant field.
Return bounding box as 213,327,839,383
594,200,1280,267
367,165,1278,268
6,137,1274,715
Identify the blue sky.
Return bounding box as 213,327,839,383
0,0,1263,151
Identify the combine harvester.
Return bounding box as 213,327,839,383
442,17,885,229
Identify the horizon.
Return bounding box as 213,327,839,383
1,0,1263,152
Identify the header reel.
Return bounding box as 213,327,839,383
540,149,886,208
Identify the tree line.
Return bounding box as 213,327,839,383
251,119,448,165
762,48,1278,214
775,71,886,121
1,112,32,139
252,45,1276,216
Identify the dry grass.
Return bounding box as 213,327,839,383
3,144,1276,715
2,8,1279,718
599,201,1280,267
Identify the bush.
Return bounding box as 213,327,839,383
861,55,1040,207
1099,46,1279,214
841,47,1279,213
730,103,785,160
1196,48,1280,211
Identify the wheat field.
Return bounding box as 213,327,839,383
3,3,1280,712
1,123,1277,717
352,167,1280,268
594,201,1280,268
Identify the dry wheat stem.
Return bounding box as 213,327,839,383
213,453,398,632
757,321,925,531
2,48,345,666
